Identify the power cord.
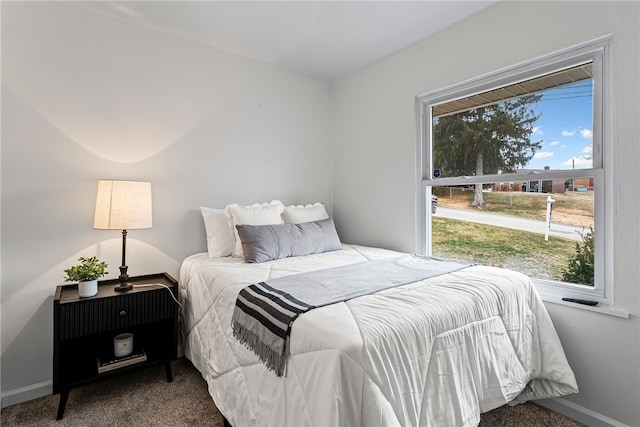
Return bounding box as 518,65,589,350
132,283,182,309
131,283,185,343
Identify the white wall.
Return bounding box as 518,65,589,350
332,1,639,426
0,2,332,403
2,2,639,425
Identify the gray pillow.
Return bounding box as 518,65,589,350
236,218,342,263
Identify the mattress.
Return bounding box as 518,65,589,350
179,244,578,427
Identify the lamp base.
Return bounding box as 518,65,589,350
114,283,133,292
115,264,132,292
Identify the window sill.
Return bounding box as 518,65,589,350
541,294,630,319
532,278,629,318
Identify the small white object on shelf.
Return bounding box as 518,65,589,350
114,333,133,357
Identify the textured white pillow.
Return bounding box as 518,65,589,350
283,202,329,224
200,207,236,257
225,200,284,257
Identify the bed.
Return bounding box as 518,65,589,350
180,201,578,427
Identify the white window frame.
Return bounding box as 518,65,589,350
414,36,622,315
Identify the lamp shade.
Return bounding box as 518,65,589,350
93,180,152,230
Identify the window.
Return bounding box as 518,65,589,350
415,37,614,307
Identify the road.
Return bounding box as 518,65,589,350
434,206,587,241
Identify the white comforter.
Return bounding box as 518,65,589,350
180,244,578,427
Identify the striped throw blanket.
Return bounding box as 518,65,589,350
231,254,473,376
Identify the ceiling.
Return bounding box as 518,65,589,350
67,1,496,80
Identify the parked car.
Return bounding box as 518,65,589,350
431,195,438,214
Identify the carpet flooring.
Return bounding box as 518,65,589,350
1,357,584,426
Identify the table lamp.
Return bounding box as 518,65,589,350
93,180,152,292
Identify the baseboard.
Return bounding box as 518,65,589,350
537,397,631,427
1,380,51,409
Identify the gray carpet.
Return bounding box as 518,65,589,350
1,357,583,426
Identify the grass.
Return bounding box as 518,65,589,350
432,217,578,281
433,188,594,227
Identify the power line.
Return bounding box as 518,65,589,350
541,94,592,101
544,90,592,96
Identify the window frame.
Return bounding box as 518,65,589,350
415,36,616,309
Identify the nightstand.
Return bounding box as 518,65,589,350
52,273,179,420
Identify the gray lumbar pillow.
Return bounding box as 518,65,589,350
236,218,342,263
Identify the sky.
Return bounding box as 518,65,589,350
526,80,594,171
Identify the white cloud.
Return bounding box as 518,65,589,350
562,130,576,137
582,144,593,154
549,140,560,146
532,126,543,135
534,151,554,159
580,128,593,140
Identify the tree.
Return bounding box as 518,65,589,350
433,95,542,207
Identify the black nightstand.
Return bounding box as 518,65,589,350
52,273,179,420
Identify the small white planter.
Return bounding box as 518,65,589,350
78,280,98,298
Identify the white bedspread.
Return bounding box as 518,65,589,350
180,244,578,427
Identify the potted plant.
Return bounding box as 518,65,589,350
64,256,108,297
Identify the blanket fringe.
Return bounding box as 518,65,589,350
232,320,288,377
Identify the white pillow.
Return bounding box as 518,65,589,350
225,200,284,257
283,202,329,224
200,207,236,257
